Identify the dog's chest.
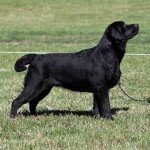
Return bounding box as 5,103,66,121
105,60,121,88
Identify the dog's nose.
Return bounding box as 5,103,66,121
134,24,139,28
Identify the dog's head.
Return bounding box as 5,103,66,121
106,21,139,42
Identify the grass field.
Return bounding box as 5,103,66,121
0,0,150,149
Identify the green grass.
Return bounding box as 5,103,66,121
0,0,150,149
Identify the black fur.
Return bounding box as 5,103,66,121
11,21,139,119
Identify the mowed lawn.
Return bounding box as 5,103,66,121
0,0,150,149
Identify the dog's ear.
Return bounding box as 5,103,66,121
106,27,123,40
106,23,126,41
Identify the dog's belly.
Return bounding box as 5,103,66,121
60,82,93,92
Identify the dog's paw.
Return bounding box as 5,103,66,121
101,114,113,120
10,114,17,119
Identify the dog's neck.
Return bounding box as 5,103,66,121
98,34,126,64
112,41,126,63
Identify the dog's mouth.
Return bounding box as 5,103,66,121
127,24,139,39
132,24,139,36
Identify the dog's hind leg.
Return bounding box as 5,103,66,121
94,89,112,119
92,95,99,116
10,79,50,118
29,87,52,116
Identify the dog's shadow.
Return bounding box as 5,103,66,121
21,107,129,117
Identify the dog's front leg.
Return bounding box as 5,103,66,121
94,89,112,119
92,97,99,116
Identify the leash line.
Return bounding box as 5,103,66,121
118,81,150,102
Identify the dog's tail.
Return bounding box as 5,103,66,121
14,54,37,72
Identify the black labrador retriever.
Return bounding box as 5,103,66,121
10,21,139,119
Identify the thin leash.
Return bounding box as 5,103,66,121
97,48,150,103
117,82,150,102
